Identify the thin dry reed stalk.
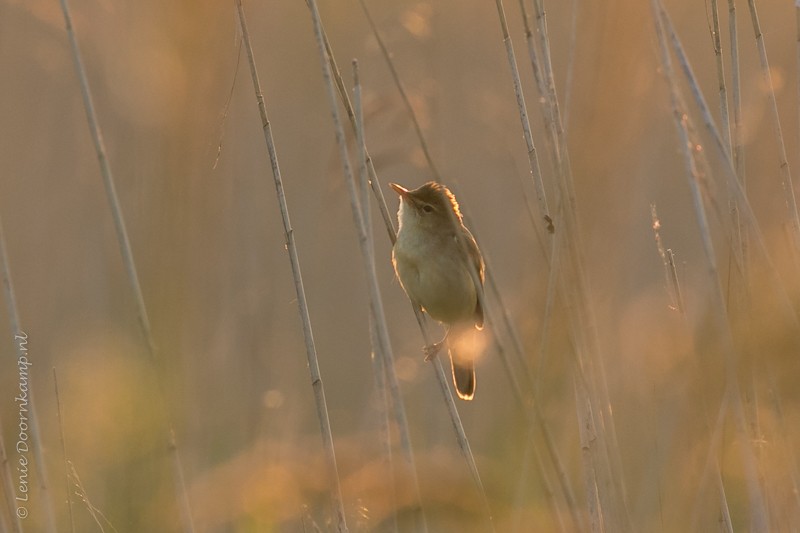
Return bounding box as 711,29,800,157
746,0,800,252
715,467,734,533
351,58,428,532
307,4,397,243
729,0,746,183
56,1,196,530
562,0,579,126
235,2,349,531
492,0,552,231
711,0,732,150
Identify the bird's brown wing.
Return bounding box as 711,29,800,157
462,226,485,329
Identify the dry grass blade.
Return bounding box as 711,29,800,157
69,463,118,533
235,2,349,531
53,368,76,533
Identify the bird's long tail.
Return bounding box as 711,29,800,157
449,347,476,401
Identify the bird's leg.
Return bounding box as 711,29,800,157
423,326,450,361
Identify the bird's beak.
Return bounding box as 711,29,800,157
389,182,411,201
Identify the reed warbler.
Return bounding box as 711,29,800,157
390,181,485,400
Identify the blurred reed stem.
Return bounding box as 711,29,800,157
0,420,18,532
574,376,602,533
354,58,417,532
662,3,800,327
797,3,800,178
512,422,569,533
650,207,739,527
765,368,800,522
0,429,14,533
235,2,349,531
366,320,398,533
466,217,580,529
57,0,196,530
652,1,769,528
0,220,32,533
517,0,633,527
356,0,442,182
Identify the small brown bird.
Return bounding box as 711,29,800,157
389,181,485,400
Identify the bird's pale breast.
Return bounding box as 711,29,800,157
393,230,477,325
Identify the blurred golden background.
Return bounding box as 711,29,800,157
1,0,799,531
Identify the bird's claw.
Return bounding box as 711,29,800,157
423,341,445,361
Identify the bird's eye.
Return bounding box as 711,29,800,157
422,205,434,213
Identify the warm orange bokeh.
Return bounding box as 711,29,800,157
1,0,798,530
